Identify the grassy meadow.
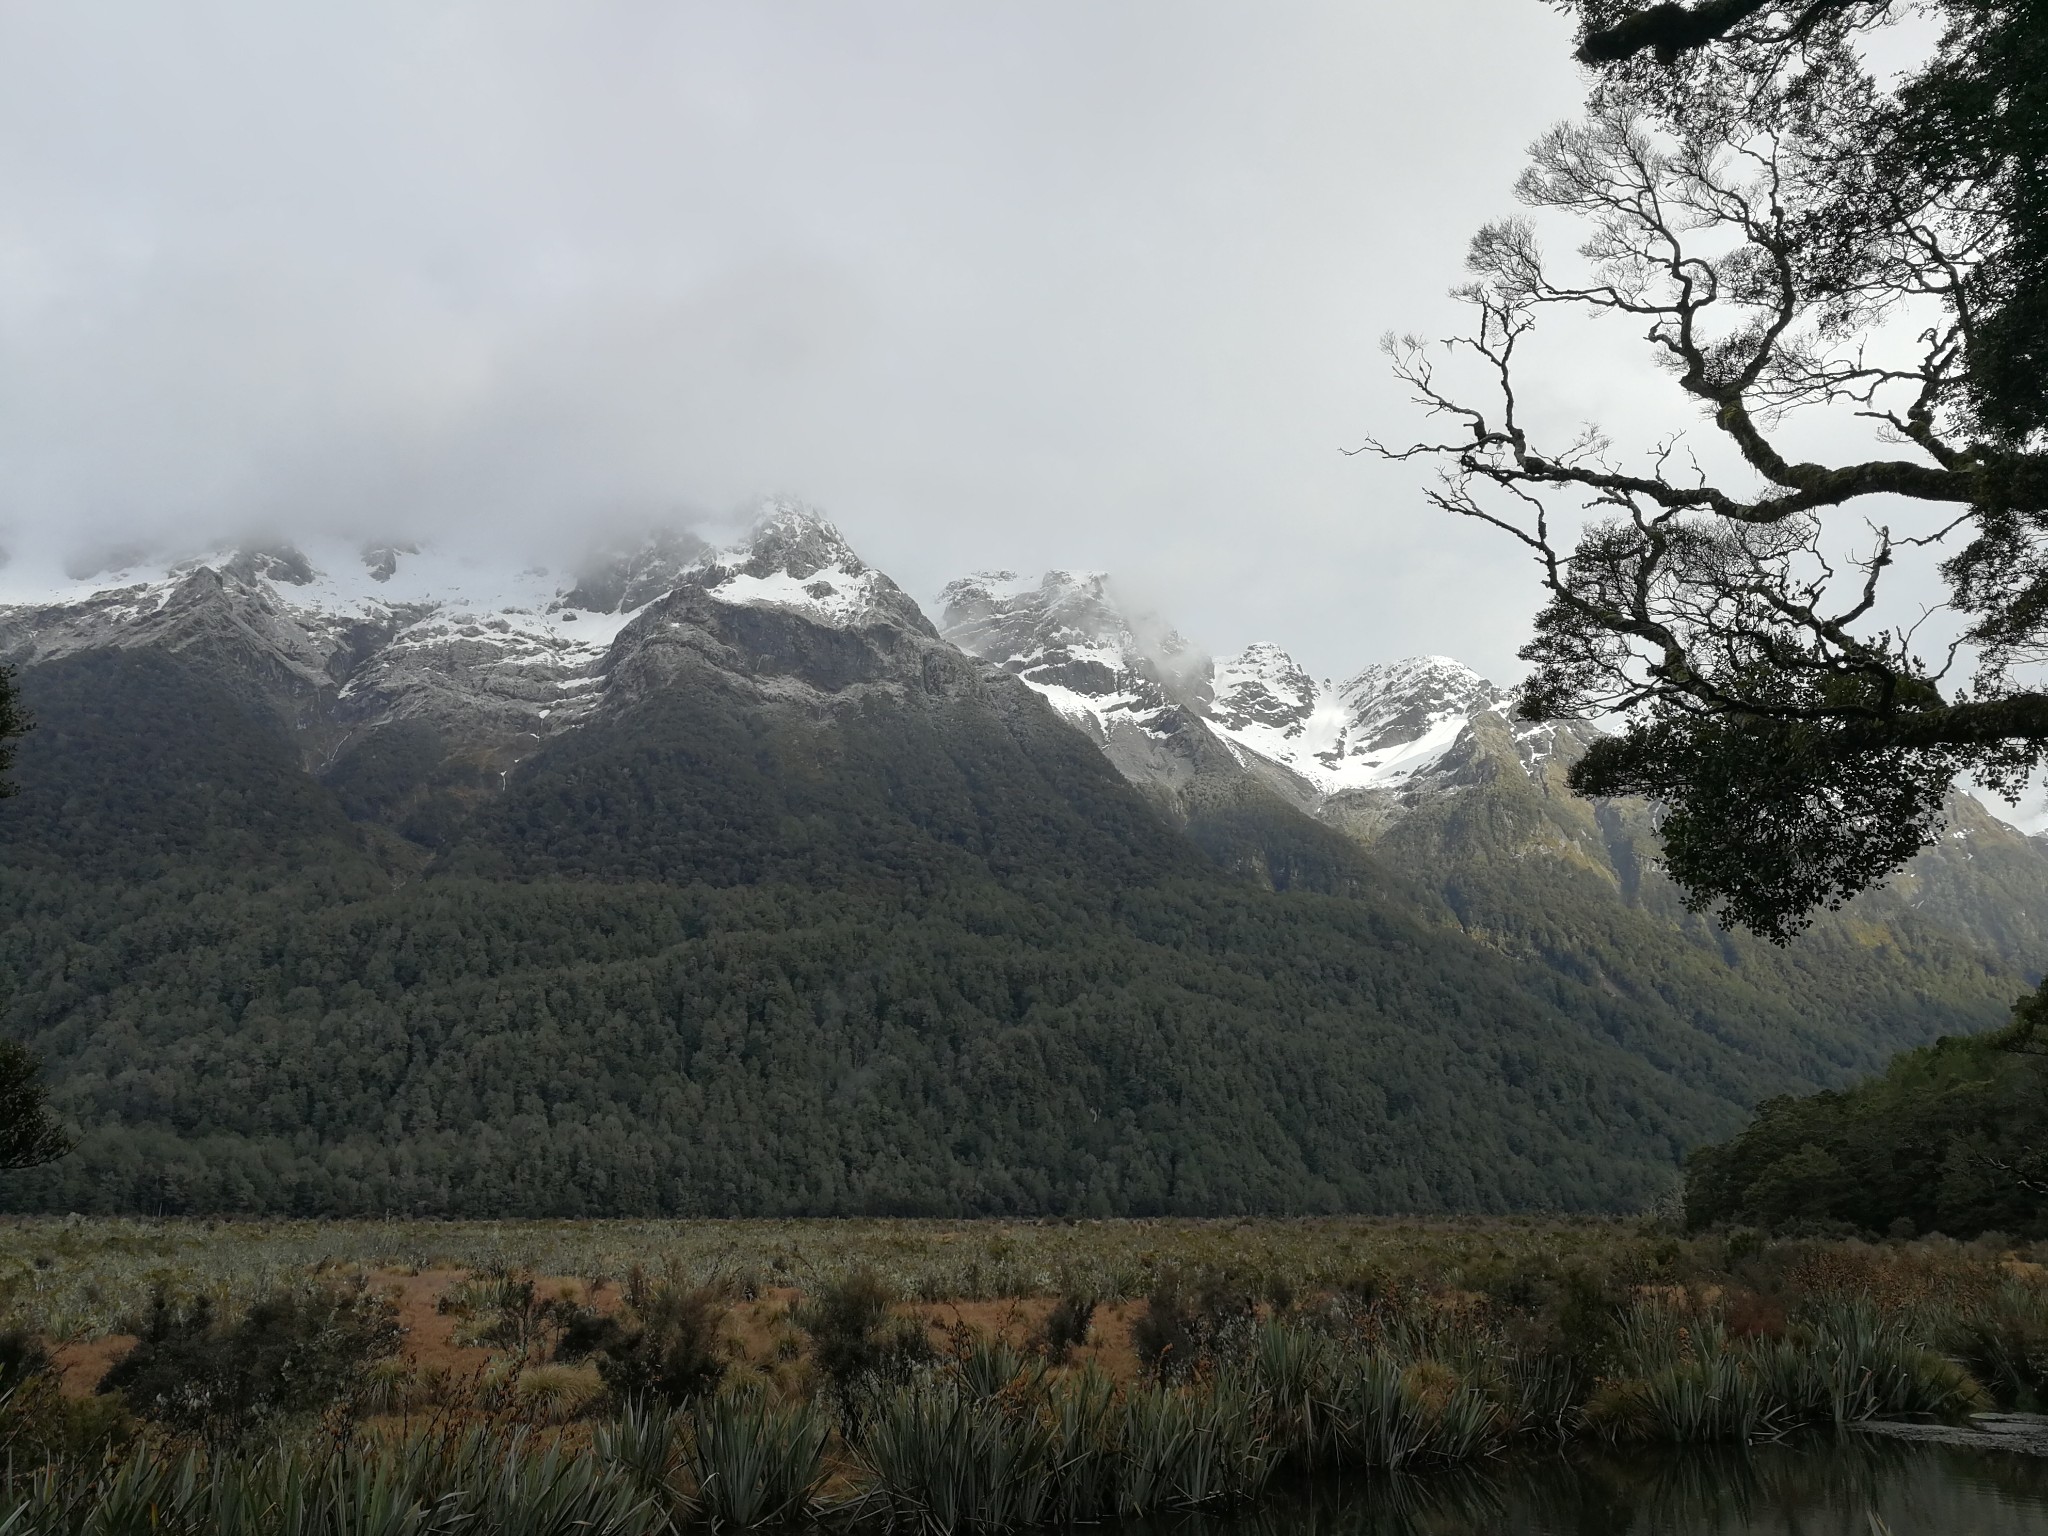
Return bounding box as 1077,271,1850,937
0,1214,1673,1342
0,1215,2045,1532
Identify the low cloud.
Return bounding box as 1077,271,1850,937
0,0,1595,681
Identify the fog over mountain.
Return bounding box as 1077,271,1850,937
0,0,1618,693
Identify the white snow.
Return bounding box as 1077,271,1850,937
943,570,1042,603
695,560,886,625
1025,680,1144,731
1205,647,1500,794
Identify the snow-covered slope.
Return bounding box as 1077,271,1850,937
1210,649,1506,794
934,570,1206,741
679,503,926,633
0,500,926,773
935,567,1550,830
931,569,1276,818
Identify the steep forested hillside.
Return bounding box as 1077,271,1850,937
0,640,2022,1217
1365,712,2031,1090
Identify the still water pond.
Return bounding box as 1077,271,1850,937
1149,1436,2048,1534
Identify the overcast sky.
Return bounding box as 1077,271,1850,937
1,2,1625,683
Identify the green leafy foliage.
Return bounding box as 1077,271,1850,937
681,1384,831,1529
1034,1291,1096,1363
1571,716,1959,942
1411,1,2048,940
0,1043,70,1172
0,664,25,801
1130,1270,1256,1382
799,1273,933,1397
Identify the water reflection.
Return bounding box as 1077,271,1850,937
1139,1438,2048,1535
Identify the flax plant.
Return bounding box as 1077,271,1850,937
682,1383,829,1530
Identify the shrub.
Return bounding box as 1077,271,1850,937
554,1304,630,1364
1036,1291,1096,1363
1129,1283,1194,1380
440,1270,583,1360
594,1283,729,1408
0,1328,51,1397
0,1328,135,1463
96,1277,401,1436
799,1272,932,1396
1130,1270,1253,1381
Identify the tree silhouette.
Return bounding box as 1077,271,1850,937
1375,0,2048,936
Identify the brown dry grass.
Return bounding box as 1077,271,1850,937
28,1269,1350,1400
51,1334,132,1397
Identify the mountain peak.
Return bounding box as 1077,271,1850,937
221,544,317,588
936,567,1203,743
727,499,864,581
1212,644,1317,736
680,500,914,630
1338,656,1503,755
558,529,708,614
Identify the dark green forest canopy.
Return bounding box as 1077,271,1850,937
1685,1028,2048,1238
0,648,2020,1217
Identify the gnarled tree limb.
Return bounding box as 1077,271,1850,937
1576,0,1862,64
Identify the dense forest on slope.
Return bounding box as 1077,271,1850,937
1685,1022,2048,1239
1365,714,2033,1088
0,647,2024,1217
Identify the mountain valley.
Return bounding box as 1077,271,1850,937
0,505,2038,1216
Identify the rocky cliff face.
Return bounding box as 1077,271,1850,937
932,571,1269,821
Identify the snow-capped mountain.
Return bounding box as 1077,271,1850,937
7,508,2044,954
1210,650,1505,794
935,570,1204,736
928,565,2048,960
0,515,1577,833
935,567,1574,835
0,501,931,776
0,515,1569,858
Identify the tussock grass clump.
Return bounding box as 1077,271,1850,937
851,1342,1274,1532
514,1364,605,1424
0,1431,665,1536
1946,1281,2048,1409
1584,1298,1987,1443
